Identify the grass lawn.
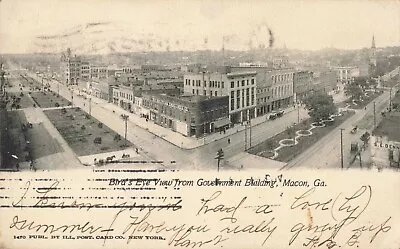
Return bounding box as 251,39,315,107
20,75,43,90
4,110,63,169
30,91,71,108
44,107,132,156
346,91,383,109
248,110,355,162
5,92,36,109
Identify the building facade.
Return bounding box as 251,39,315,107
254,69,294,116
333,66,360,84
90,65,108,79
112,85,135,112
184,71,257,124
370,114,400,170
313,70,338,93
141,94,230,137
293,70,313,102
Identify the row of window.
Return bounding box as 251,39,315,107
185,79,225,89
114,91,134,101
229,88,255,111
230,79,255,88
271,73,293,84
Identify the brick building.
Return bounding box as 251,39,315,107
231,67,295,117
293,70,313,102
141,93,230,137
184,71,257,124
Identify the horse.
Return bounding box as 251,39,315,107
106,155,116,162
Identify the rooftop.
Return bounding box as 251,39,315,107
372,113,400,141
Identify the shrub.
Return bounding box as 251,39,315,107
98,122,103,128
55,102,60,107
81,125,86,130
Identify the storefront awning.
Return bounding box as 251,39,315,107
213,118,231,127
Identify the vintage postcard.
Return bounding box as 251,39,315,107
0,0,399,248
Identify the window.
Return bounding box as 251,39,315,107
247,79,249,85
230,91,234,111
251,78,255,85
215,91,217,96
237,81,239,88
210,91,213,96
242,80,245,87
203,90,207,96
237,90,240,109
251,88,255,105
192,89,195,94
231,81,234,88
196,89,199,95
242,89,245,108
246,88,250,106
222,82,224,88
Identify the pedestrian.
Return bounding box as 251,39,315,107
228,138,231,144
16,163,20,171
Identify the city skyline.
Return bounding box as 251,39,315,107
1,0,400,54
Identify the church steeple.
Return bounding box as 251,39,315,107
370,35,377,67
371,35,376,49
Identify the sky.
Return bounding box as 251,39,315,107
0,0,399,53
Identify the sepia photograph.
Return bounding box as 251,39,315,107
1,0,400,172
0,1,400,248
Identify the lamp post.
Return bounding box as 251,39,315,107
121,114,129,146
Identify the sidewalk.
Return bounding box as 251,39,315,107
76,88,300,150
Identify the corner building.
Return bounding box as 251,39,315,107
184,72,257,124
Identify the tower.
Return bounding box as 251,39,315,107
370,35,377,67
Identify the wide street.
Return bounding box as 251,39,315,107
16,66,310,171
8,60,394,172
283,89,392,170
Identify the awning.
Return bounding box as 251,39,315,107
213,118,231,127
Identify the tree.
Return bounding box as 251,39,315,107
304,91,337,122
344,82,363,100
215,149,224,172
353,76,369,89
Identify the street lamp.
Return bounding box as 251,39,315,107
121,114,129,146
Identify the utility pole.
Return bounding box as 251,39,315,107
89,98,92,116
297,104,300,123
340,128,345,169
121,114,129,146
244,122,248,151
249,119,252,148
373,101,376,128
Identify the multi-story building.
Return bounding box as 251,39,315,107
333,66,360,84
370,113,400,170
293,70,313,102
184,71,257,124
111,84,135,111
90,65,108,79
313,70,338,93
272,55,289,69
253,69,294,116
86,79,112,102
81,61,90,81
141,93,230,137
61,55,82,85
